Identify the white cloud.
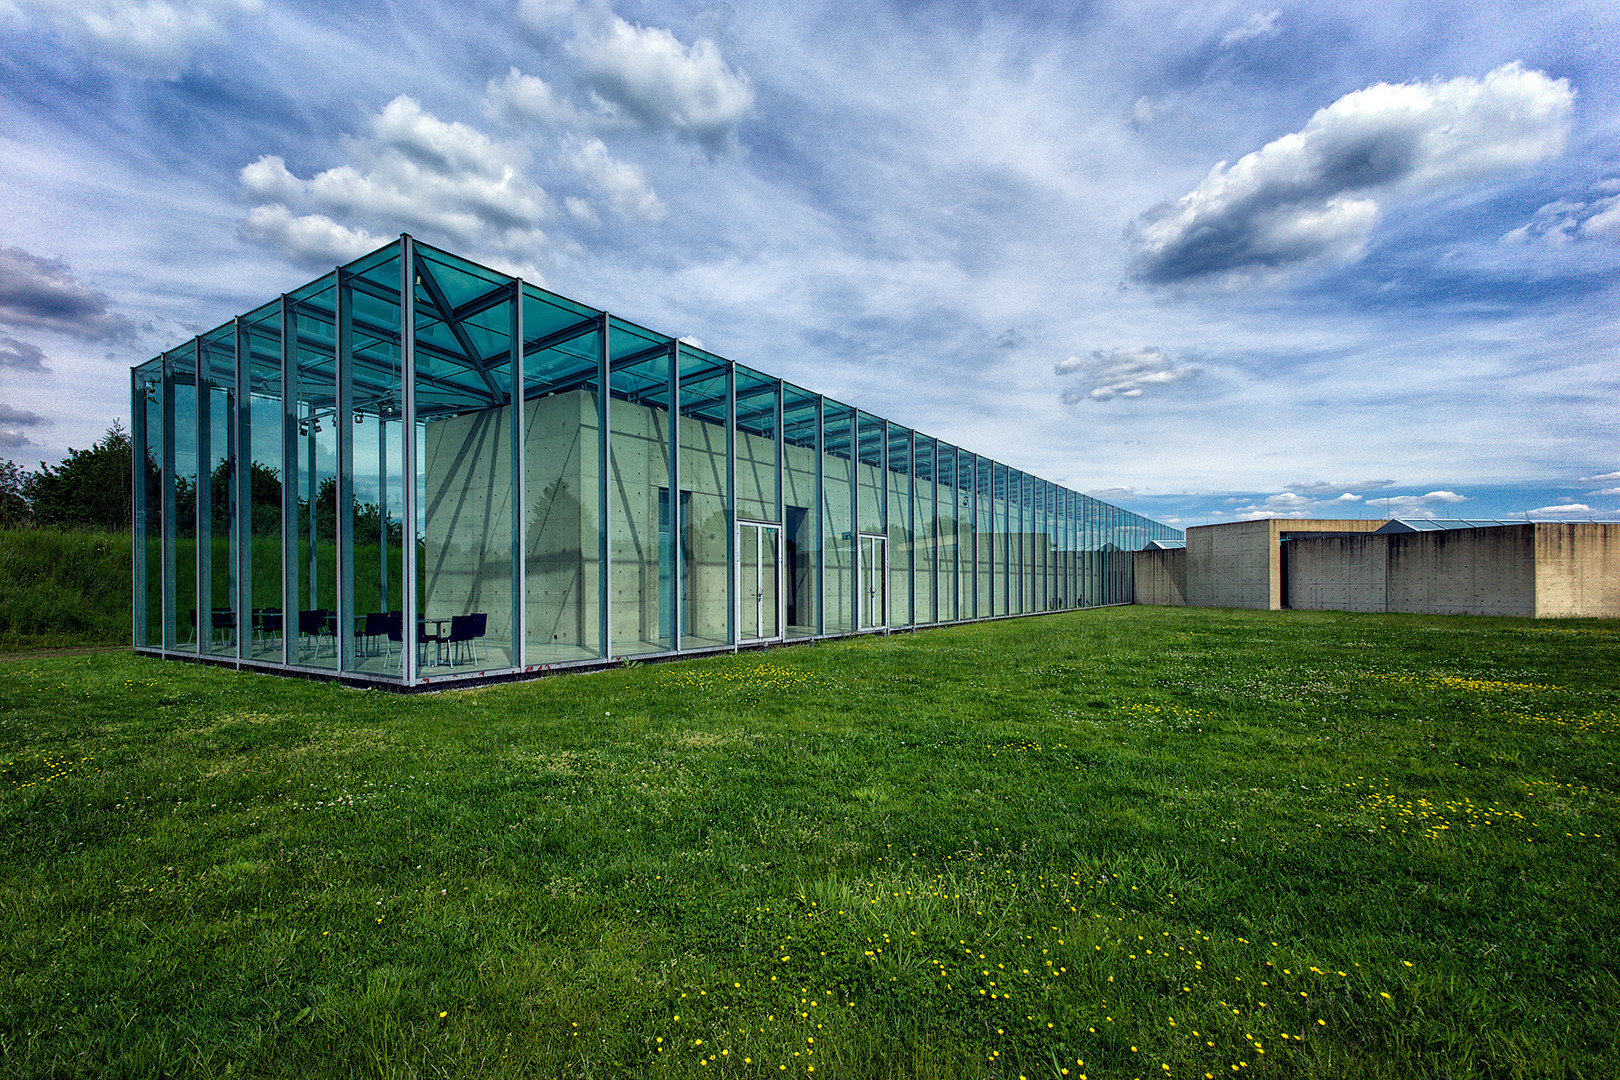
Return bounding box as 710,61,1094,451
564,196,601,228
568,137,666,221
1586,487,1620,497
17,0,261,79
238,205,386,268
1286,478,1395,495
1582,471,1620,483
1131,96,1156,129
1221,10,1280,47
1502,187,1620,245
1056,345,1199,402
1365,491,1467,515
485,68,582,130
517,0,575,31
238,96,553,265
1526,503,1593,517
1132,63,1575,284
1087,486,1136,500
570,15,753,149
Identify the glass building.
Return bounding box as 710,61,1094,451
131,237,1182,687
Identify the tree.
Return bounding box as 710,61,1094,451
0,458,31,527
26,423,133,531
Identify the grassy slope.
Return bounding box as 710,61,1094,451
0,606,1616,1078
0,529,131,649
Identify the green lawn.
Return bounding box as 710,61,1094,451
1,607,1616,1079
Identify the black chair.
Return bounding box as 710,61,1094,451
297,609,332,656
444,614,488,666
465,612,488,665
383,611,404,665
257,608,283,646
361,612,392,658
418,617,447,667
211,609,236,645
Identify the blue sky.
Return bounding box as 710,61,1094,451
1,0,1616,528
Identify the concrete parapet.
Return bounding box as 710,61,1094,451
1133,547,1186,606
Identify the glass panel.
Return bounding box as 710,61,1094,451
413,246,517,673
735,366,778,524
886,425,912,627
289,274,339,669
821,402,852,634
782,385,818,638
522,283,605,662
976,458,992,619
855,411,883,536
239,302,284,661
868,536,887,628
761,526,780,639
342,245,405,678
1034,479,1047,612
994,464,1010,616
169,344,198,653
936,443,956,621
912,435,935,623
133,360,162,647
740,523,759,640
200,324,236,656
609,317,672,656
677,346,731,647
952,450,965,615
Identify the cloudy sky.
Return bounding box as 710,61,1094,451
2,0,1616,527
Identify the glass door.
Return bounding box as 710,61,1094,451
859,533,888,630
737,521,784,643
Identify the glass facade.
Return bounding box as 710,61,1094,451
132,238,1183,687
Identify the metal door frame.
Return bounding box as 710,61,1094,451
858,531,889,630
736,519,785,644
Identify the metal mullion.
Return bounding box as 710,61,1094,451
814,395,823,637
906,429,915,627
280,294,298,667
598,313,611,660
305,400,317,613
131,369,146,646
194,337,210,652
724,361,736,649
879,420,889,628
161,351,176,650
400,237,418,684
335,270,353,672
969,454,978,619
849,415,859,631
233,318,249,659
512,281,525,668
669,340,682,652
774,381,784,526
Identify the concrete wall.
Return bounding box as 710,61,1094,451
1186,519,1388,610
1385,525,1536,617
1170,518,1618,618
1535,523,1620,617
1133,548,1186,606
1285,534,1387,612
1186,519,1275,608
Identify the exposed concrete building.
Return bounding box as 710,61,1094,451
1136,518,1620,618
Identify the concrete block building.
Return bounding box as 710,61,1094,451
1138,518,1620,618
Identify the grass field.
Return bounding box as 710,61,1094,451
1,606,1617,1078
